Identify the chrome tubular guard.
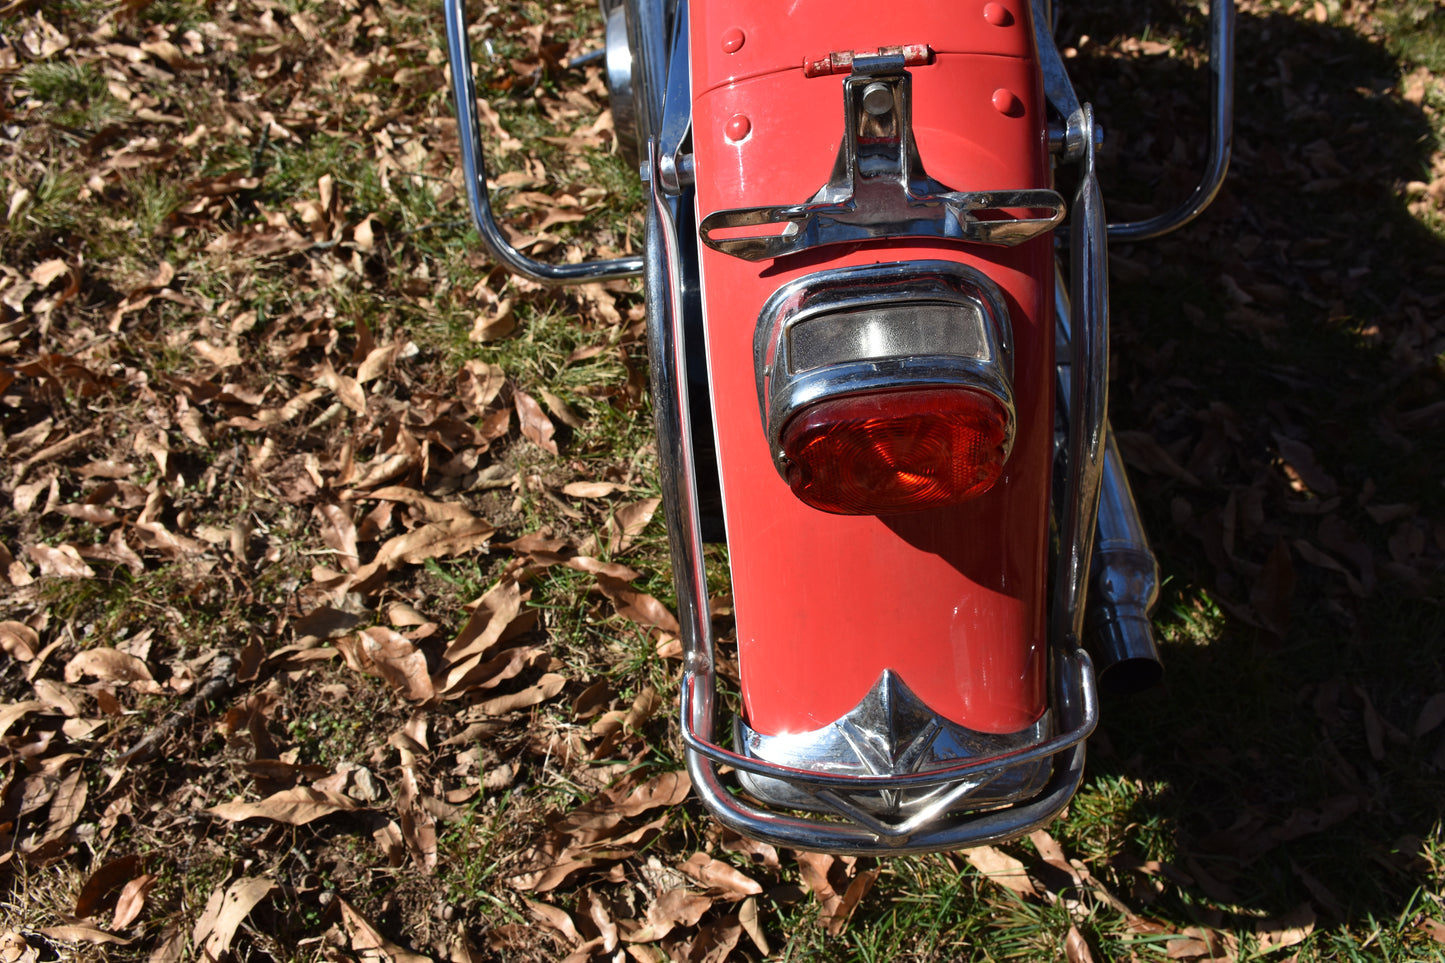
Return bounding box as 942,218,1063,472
682,649,1098,854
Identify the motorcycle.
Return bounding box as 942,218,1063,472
443,0,1235,854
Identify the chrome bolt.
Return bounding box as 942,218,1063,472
861,82,893,116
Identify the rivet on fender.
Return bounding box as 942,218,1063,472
983,2,1014,26
992,88,1023,116
726,113,751,141
721,27,745,53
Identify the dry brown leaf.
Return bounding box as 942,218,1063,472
457,360,506,411
33,679,82,716
0,930,39,963
358,627,435,702
473,672,566,715
1028,828,1082,886
607,497,660,554
1065,925,1095,963
623,889,712,943
145,924,185,963
64,648,154,685
539,388,585,429
207,786,360,825
469,298,515,342
293,606,364,640
317,501,360,572
193,878,275,961
964,845,1039,898
679,852,763,899
828,867,879,936
615,771,692,818
30,258,68,287
442,578,530,667
1,542,33,587
691,914,743,961
354,343,395,385
191,341,242,369
378,517,496,567
597,575,681,635
1414,693,1445,738
562,480,630,498
1256,903,1315,953
397,796,438,874
1114,430,1202,487
35,924,130,947
352,213,381,253
515,388,558,454
363,486,475,522
795,851,841,910
0,620,38,661
436,644,547,697
525,899,580,944
476,97,523,152
565,555,641,580
1249,539,1295,637
339,898,435,962
388,602,430,627
0,700,48,737
26,543,95,579
111,873,158,930
738,897,769,956
74,853,142,919
1167,935,1213,959
1417,918,1445,945
315,360,367,415
32,767,87,852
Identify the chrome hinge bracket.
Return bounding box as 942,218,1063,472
698,62,1065,261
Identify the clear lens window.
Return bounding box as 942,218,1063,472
787,301,989,374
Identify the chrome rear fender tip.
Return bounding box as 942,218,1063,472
734,669,1052,819
682,647,1097,855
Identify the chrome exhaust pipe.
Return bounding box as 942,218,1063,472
1055,271,1164,694
1088,430,1163,694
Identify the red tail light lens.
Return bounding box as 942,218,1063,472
780,387,1010,515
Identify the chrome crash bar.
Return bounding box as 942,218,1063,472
443,0,644,282
1036,0,1235,241
1109,0,1235,242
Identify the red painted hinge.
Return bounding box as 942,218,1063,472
803,44,933,78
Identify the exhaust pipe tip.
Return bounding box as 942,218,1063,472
1091,611,1164,696
1087,544,1164,696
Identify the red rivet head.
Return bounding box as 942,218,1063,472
725,113,752,141
992,88,1022,116
983,2,1014,26
721,27,745,53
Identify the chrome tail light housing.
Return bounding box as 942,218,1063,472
755,260,1019,515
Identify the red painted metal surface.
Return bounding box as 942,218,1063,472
690,0,1054,736
692,0,1034,94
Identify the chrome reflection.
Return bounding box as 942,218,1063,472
737,670,1051,822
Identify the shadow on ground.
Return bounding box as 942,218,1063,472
1060,0,1445,946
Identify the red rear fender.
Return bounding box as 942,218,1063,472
689,0,1054,737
